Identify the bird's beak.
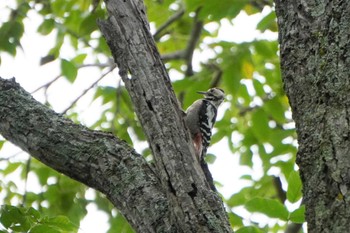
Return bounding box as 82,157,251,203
197,91,208,95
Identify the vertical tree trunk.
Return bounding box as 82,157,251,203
97,0,232,232
275,1,350,232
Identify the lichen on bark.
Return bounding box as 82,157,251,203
275,0,350,232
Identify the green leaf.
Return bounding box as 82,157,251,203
264,97,286,124
289,205,305,223
0,21,24,56
210,129,226,145
236,226,262,233
108,213,134,233
9,21,25,39
94,86,117,103
238,84,251,105
204,153,216,164
79,13,101,36
270,143,297,157
0,205,13,228
64,10,82,33
251,108,270,142
71,54,87,65
49,31,64,58
2,162,22,175
227,187,251,207
51,0,68,17
40,54,56,65
44,216,78,232
257,11,277,32
30,224,60,233
0,140,5,150
186,0,249,20
240,175,252,180
0,40,16,55
254,40,278,60
35,166,51,186
239,145,253,167
228,212,243,228
37,19,55,35
61,59,78,83
245,197,289,220
286,171,302,203
0,205,30,231
252,79,265,96
10,223,31,232
274,160,294,179
26,207,41,221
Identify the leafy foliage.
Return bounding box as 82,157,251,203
0,0,303,232
0,205,77,233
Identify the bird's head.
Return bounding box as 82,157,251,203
197,88,225,107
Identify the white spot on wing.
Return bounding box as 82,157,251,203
206,105,215,129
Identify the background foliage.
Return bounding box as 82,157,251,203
0,0,303,232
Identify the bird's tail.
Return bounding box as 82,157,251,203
200,153,217,192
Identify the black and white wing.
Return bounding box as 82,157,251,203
198,100,217,156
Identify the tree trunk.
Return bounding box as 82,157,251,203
275,1,350,232
0,0,232,232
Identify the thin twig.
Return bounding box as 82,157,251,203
273,176,286,202
116,80,122,115
249,0,272,11
0,150,24,161
238,94,272,116
21,156,31,207
31,74,61,94
61,65,116,114
110,80,123,133
46,19,97,52
184,8,203,76
31,63,114,94
62,24,95,50
203,62,223,88
77,62,112,69
160,8,203,76
285,223,303,233
161,50,186,61
153,8,185,41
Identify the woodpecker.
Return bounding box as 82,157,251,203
185,88,225,159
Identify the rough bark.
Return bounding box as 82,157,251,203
97,0,231,232
0,0,232,232
0,78,169,232
275,1,350,232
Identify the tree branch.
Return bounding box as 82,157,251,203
31,62,114,95
153,7,185,41
61,65,116,114
204,62,223,88
184,9,203,76
30,73,61,94
22,156,31,206
161,8,203,76
0,77,169,232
